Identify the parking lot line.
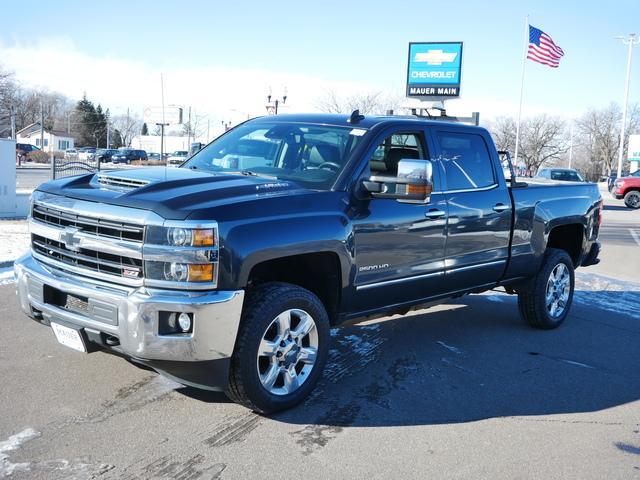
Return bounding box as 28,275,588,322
630,229,640,247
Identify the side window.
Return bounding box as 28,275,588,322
436,132,495,191
369,132,426,176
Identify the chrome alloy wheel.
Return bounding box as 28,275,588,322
256,309,319,396
545,263,570,318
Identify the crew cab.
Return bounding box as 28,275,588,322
612,170,640,208
15,113,602,413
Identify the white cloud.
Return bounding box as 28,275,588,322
0,37,384,126
1,36,574,131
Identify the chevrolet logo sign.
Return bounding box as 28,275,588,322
414,50,457,65
60,227,82,252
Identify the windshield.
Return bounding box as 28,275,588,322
183,122,365,189
173,151,188,156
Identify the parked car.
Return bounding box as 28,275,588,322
64,148,78,160
110,149,148,164
16,143,41,163
92,148,119,163
147,152,162,161
536,168,584,182
77,147,96,161
15,113,602,413
612,170,640,208
167,150,189,166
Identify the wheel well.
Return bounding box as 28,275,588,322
247,252,342,324
546,224,584,266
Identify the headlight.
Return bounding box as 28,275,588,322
147,226,215,247
145,261,214,283
143,223,219,288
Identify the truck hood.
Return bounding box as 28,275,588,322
37,167,310,220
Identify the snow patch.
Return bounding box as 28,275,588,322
437,341,463,355
338,334,380,356
574,272,640,318
0,267,15,285
0,428,41,477
0,220,30,264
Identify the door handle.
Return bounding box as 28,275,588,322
493,203,510,213
425,209,446,219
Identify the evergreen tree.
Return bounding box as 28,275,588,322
141,123,148,135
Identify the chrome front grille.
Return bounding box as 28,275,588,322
32,234,143,279
29,194,154,287
32,203,144,242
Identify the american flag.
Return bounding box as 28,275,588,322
527,25,564,68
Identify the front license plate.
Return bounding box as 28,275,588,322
51,322,87,353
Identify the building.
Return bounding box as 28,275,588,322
16,123,75,152
131,134,210,154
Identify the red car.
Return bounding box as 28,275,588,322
612,170,640,208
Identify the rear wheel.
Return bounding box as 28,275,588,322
517,248,575,329
624,190,640,209
226,282,329,414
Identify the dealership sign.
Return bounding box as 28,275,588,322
406,42,463,98
143,106,183,125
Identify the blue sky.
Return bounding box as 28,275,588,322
1,0,639,123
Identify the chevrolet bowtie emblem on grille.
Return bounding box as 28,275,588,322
60,227,82,252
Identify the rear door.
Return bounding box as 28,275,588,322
350,128,449,313
432,128,512,291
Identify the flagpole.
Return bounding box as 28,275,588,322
514,15,529,169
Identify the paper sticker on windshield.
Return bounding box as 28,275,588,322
350,128,367,136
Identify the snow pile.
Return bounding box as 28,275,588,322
0,428,41,477
0,220,30,264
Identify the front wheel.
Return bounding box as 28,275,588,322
226,282,329,414
624,190,640,209
517,248,575,329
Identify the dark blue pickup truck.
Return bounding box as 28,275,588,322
15,113,602,413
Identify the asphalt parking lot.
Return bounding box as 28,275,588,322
1,194,639,480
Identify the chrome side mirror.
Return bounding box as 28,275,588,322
362,159,434,203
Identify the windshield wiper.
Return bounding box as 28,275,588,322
239,170,277,179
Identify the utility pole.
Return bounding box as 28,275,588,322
10,105,16,140
615,33,639,178
40,100,44,151
187,106,192,149
568,121,574,169
126,108,130,147
207,119,210,143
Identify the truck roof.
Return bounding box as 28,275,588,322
251,113,482,131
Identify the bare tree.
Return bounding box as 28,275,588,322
518,115,568,173
487,114,568,173
112,112,142,147
487,116,517,153
575,102,640,175
315,89,399,115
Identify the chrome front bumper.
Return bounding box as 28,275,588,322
14,253,244,364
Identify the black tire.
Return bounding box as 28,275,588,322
624,190,640,209
226,282,330,414
517,248,575,330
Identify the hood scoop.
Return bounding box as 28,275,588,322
97,174,151,191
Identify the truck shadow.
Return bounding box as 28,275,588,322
271,288,640,427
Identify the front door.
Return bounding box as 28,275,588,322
350,130,448,314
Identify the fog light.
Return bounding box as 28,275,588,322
178,312,192,332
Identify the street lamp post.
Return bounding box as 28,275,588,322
266,88,288,115
615,33,639,178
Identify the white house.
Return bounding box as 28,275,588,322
16,122,75,152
